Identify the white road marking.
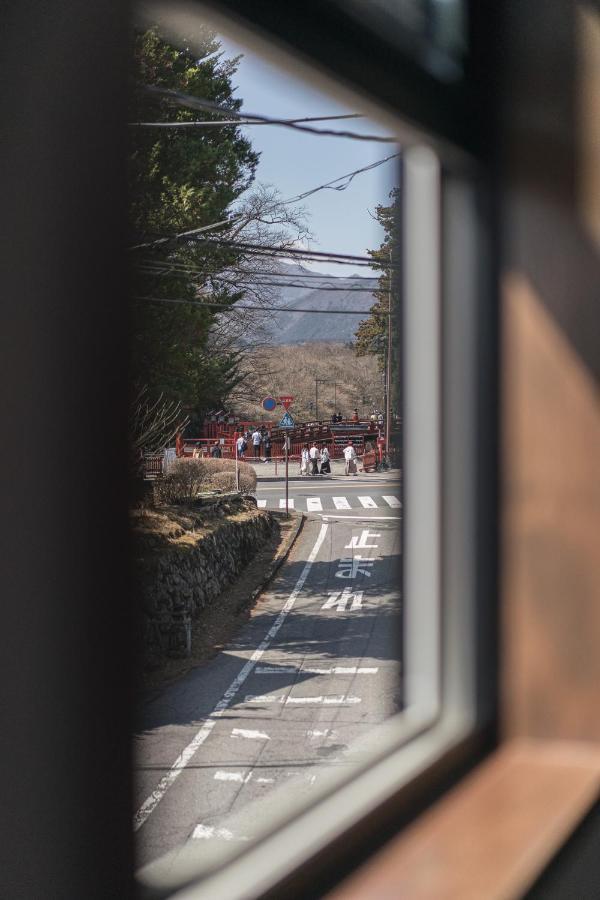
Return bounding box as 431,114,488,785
257,777,275,784
323,588,365,610
358,496,378,508
335,555,376,578
332,496,351,509
256,666,378,675
134,522,329,832
322,514,400,521
279,498,295,509
306,497,323,511
231,728,270,741
382,495,402,508
323,695,362,705
244,694,278,703
245,693,362,706
192,825,248,841
335,666,378,674
345,529,380,549
214,770,253,784
285,696,323,704
256,499,267,508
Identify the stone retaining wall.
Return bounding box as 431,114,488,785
136,507,275,660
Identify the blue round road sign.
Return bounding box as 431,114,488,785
262,396,277,412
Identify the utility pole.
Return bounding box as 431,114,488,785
385,250,392,458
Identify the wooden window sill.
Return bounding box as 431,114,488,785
327,739,600,900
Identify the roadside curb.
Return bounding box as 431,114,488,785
244,511,305,609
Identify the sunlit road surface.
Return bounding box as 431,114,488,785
254,467,402,519
134,482,401,883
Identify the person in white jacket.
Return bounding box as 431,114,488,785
343,440,358,475
309,442,320,476
300,444,310,475
320,444,331,475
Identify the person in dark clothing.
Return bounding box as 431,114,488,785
210,441,222,458
264,432,272,461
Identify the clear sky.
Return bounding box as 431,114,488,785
218,33,399,275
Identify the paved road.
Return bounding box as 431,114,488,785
134,480,402,883
254,468,402,518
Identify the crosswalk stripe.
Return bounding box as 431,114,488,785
332,497,351,509
306,497,323,511
358,496,378,508
382,495,401,508
256,499,267,508
279,498,294,509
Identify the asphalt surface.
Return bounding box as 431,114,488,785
134,471,402,883
253,465,402,519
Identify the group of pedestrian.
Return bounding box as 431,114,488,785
236,426,272,462
300,442,331,476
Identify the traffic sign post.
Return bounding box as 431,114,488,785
262,396,277,413
284,434,290,517
275,396,294,516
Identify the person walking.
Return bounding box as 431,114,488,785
344,440,358,475
236,433,246,460
320,443,331,475
210,441,222,458
309,441,320,476
300,444,310,476
264,431,272,462
252,427,262,459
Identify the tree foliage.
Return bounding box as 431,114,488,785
130,27,259,414
354,188,400,368
130,28,309,429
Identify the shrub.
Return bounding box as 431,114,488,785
153,456,257,504
207,470,257,494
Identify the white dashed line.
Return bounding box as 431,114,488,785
133,523,329,832
255,665,378,675
306,497,323,511
279,498,295,509
214,770,253,783
244,694,362,706
231,728,270,741
192,825,248,841
382,495,402,508
256,499,267,508
332,496,351,509
358,496,378,508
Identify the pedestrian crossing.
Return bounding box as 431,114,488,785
255,495,401,513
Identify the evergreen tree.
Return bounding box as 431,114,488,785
129,27,259,415
355,187,401,422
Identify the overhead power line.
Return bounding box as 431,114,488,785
139,259,377,280
129,113,363,128
135,295,385,315
190,237,395,268
283,152,400,203
141,85,396,142
137,271,378,292
129,153,400,251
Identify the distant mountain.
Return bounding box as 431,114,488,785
243,262,378,345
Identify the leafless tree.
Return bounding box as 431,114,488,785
130,385,190,458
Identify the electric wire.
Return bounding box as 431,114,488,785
141,85,396,142
129,113,364,127
135,295,385,315
129,152,400,251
